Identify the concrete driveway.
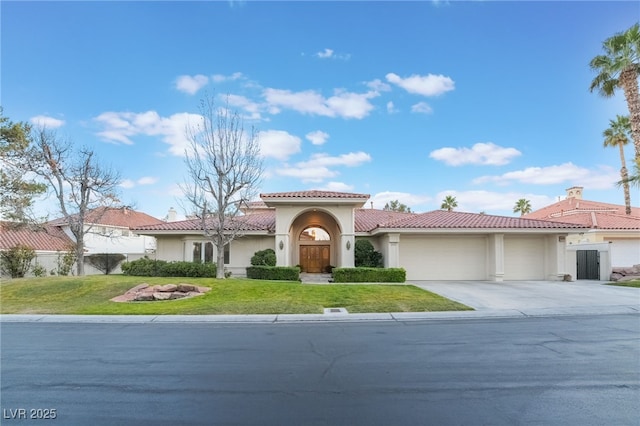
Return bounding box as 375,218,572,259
411,280,640,313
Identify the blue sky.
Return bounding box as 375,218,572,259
2,1,638,220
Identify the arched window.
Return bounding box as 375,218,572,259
299,227,330,241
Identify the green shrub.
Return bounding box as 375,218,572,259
31,263,47,277
246,266,300,281
250,248,276,266
332,267,406,283
121,257,217,277
1,244,36,278
354,239,383,268
121,257,166,276
56,249,76,276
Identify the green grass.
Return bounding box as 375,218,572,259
0,275,472,315
607,279,640,288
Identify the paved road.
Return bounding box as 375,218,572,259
2,314,639,425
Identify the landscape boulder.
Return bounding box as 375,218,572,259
111,283,211,303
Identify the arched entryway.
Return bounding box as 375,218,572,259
290,210,341,273
299,227,331,273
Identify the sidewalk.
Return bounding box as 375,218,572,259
1,304,637,324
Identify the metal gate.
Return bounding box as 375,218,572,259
577,250,599,280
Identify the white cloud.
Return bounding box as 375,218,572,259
276,166,338,182
94,110,202,156
137,176,158,185
386,101,399,114
370,191,431,211
430,142,522,166
366,79,392,92
119,176,158,189
473,162,618,189
306,130,329,145
316,48,334,59
211,72,244,83
386,72,455,96
175,74,209,95
276,151,372,183
258,130,301,160
411,102,433,114
435,190,556,214
318,181,355,192
298,152,372,168
226,94,264,120
263,88,379,119
29,115,65,128
119,179,135,189
315,48,350,60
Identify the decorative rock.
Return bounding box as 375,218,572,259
177,283,197,292
158,284,178,292
129,283,150,292
111,283,211,302
153,292,172,301
134,293,155,301
169,292,188,300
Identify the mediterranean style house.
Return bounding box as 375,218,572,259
1,207,163,276
525,186,640,280
133,190,586,281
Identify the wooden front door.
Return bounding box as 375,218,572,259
300,245,330,273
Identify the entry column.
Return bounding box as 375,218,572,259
275,233,290,267
488,234,504,281
340,233,355,268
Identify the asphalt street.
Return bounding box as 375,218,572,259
2,314,639,425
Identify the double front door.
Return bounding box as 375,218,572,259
300,245,330,273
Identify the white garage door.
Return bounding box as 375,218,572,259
609,239,640,267
400,235,487,280
504,235,545,280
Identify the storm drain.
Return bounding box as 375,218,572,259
323,307,348,315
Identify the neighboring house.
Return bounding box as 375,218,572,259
134,190,585,281
524,186,640,280
1,207,164,276
0,222,75,276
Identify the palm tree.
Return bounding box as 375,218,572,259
590,23,640,160
513,198,532,216
604,115,632,215
440,195,458,212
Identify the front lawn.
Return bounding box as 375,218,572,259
0,275,472,315
607,279,640,288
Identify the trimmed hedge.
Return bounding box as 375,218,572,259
121,257,217,277
332,267,406,283
246,266,300,281
250,248,277,266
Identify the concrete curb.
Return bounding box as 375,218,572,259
1,305,637,324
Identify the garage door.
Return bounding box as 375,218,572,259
504,235,545,280
400,235,487,280
609,239,640,268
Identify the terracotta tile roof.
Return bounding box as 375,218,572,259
260,190,370,199
374,210,586,230
133,211,276,233
524,198,640,230
0,222,74,251
49,207,164,229
133,208,581,234
355,209,418,232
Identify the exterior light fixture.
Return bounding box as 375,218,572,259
279,240,284,250
346,240,351,250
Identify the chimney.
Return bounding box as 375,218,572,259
565,186,583,200
167,207,177,222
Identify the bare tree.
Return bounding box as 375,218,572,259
181,96,263,279
30,129,121,275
